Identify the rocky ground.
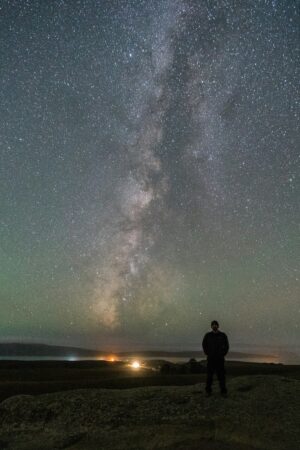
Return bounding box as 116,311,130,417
0,375,299,450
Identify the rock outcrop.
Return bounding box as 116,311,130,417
0,375,299,449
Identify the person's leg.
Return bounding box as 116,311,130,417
216,358,227,394
206,359,214,394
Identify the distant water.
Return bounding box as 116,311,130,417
0,356,97,362
0,354,299,364
142,355,300,365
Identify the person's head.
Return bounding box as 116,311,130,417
211,320,219,332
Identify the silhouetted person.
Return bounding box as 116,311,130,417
202,320,229,396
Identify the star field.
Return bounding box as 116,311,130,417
0,0,299,351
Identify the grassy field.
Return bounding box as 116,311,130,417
0,359,299,402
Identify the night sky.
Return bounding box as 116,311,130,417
1,0,299,352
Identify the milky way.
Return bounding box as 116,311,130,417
1,1,299,351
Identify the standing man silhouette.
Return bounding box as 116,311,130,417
202,320,229,396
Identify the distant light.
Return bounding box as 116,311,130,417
131,360,140,369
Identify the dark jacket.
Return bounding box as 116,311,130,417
202,331,229,359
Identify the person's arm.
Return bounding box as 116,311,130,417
202,334,208,355
223,334,229,356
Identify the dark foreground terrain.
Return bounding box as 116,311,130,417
0,360,299,449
